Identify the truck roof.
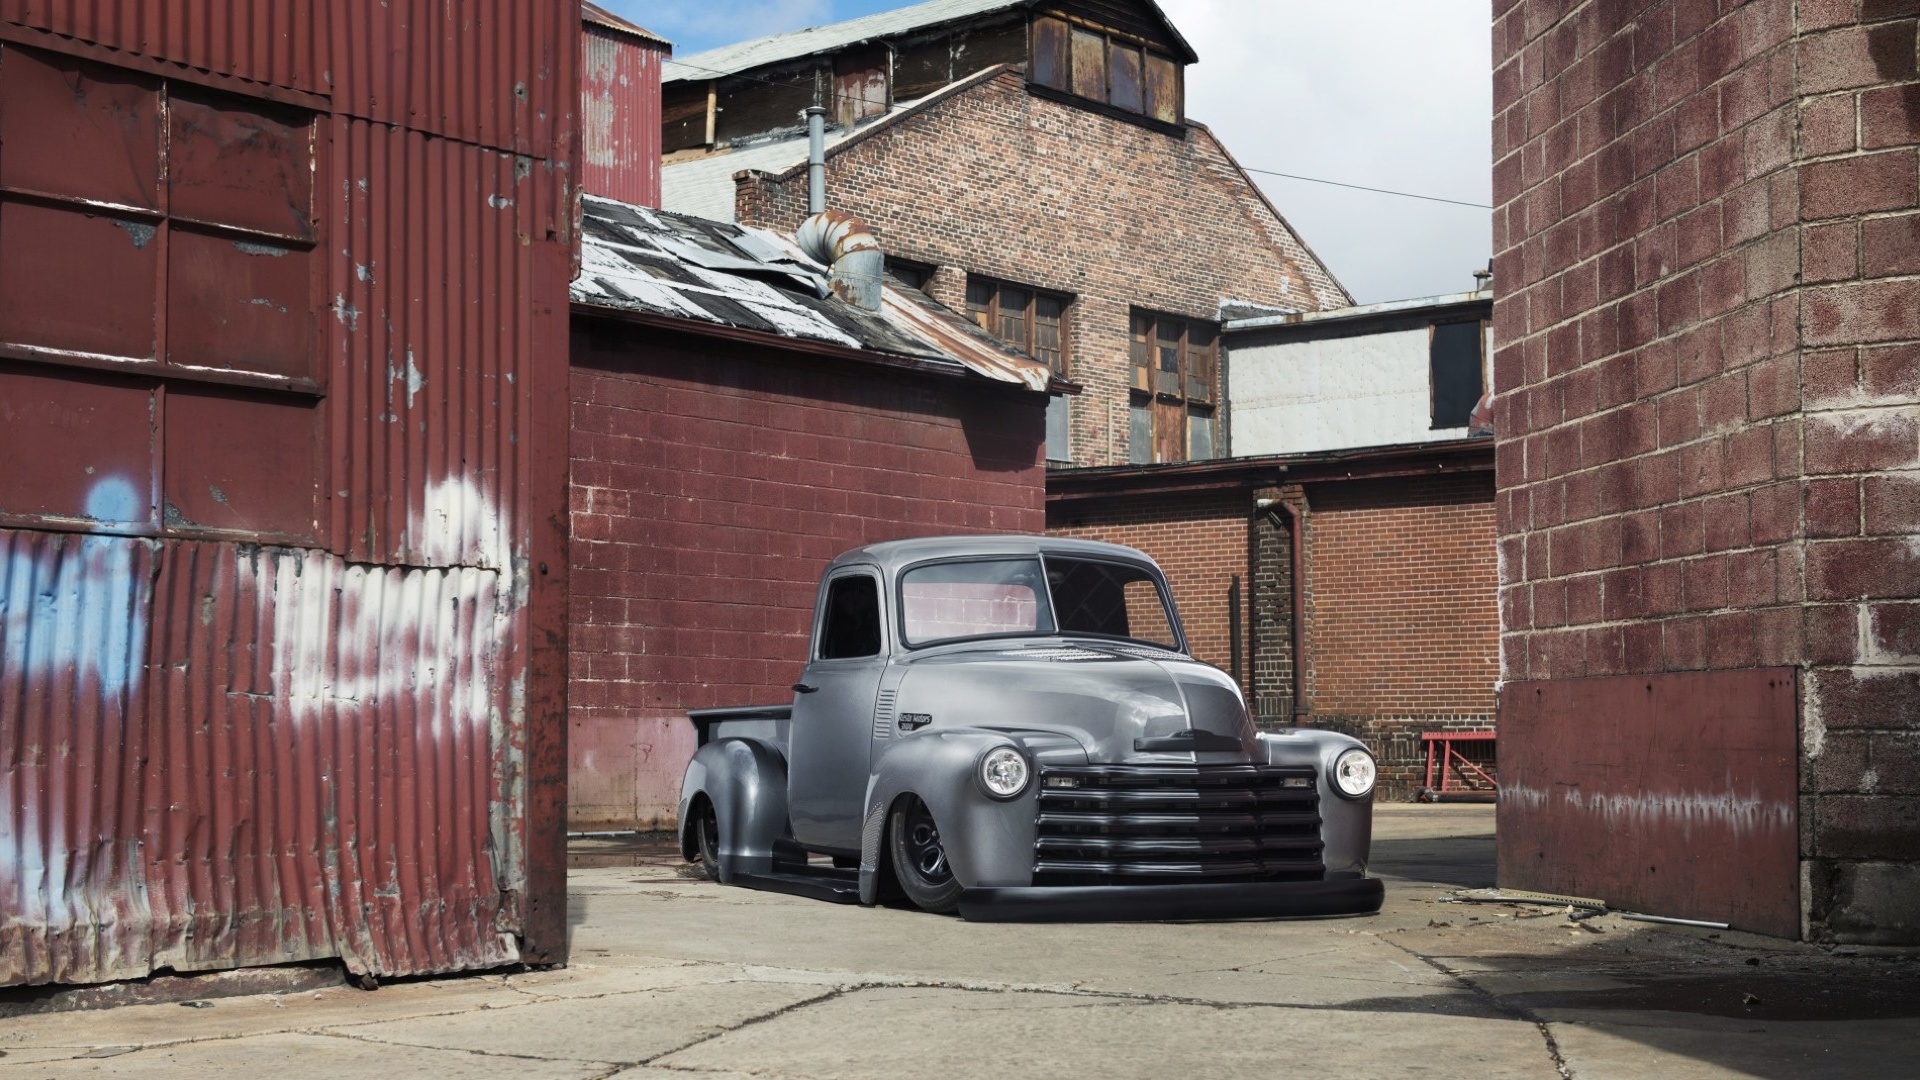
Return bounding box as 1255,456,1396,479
828,534,1157,576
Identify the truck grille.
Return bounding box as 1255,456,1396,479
1032,764,1325,886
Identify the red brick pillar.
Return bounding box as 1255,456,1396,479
1492,0,1919,942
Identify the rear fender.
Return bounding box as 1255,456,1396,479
678,737,791,883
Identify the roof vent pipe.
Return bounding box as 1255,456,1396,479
796,210,883,313
805,105,827,215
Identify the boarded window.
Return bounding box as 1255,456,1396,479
1430,320,1485,428
0,45,320,543
1109,44,1144,113
1030,17,1070,90
1128,310,1219,464
1032,15,1181,123
1070,27,1107,103
967,276,1071,377
1144,52,1180,123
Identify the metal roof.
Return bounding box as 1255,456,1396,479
664,0,1025,81
1223,288,1494,333
581,2,670,47
574,195,1052,391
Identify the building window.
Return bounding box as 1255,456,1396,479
966,277,1069,376
1430,320,1488,429
0,45,321,543
885,258,935,292
968,276,1071,463
1129,311,1217,464
1030,16,1181,124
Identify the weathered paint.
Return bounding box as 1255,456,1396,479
581,17,665,207
0,0,576,988
1496,669,1800,938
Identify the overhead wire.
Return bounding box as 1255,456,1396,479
658,54,1492,211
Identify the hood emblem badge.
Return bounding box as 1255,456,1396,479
898,712,933,731
1134,729,1244,753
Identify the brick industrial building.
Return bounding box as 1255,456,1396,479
659,0,1351,468
1492,0,1920,941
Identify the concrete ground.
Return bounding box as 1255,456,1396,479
3,804,1917,1078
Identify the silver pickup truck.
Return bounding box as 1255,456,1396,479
678,535,1384,921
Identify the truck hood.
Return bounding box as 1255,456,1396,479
892,639,1260,764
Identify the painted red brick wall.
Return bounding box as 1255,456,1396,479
1493,0,1920,941
734,70,1351,468
1046,491,1250,683
568,321,1046,828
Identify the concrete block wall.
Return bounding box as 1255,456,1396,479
733,70,1352,467
568,323,1046,828
1492,0,1920,941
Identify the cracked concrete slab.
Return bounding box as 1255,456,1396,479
336,980,834,1065
656,985,1560,1079
0,1032,607,1078
1548,1016,1920,1079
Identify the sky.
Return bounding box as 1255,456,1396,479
609,0,1493,305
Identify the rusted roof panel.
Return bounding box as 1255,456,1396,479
574,196,1051,390
581,1,669,47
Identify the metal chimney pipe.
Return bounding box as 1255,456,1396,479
805,105,827,215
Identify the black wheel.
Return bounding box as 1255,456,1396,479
888,797,961,913
693,801,721,881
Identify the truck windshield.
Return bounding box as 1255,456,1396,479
899,555,1179,650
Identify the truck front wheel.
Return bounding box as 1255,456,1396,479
888,797,961,913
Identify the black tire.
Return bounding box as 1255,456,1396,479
693,801,721,881
888,797,961,913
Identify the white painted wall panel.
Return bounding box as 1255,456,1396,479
1230,328,1470,455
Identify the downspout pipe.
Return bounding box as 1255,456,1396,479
1278,500,1309,720
805,105,827,215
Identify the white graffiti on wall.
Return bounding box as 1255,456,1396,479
1504,781,1793,842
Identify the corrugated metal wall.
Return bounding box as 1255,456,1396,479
0,0,576,988
581,25,663,207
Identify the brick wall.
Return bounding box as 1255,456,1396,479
734,69,1351,468
568,321,1047,828
1304,473,1500,795
1493,0,1920,941
1046,491,1251,683
1048,469,1498,798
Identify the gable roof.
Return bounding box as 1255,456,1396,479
573,196,1053,391
580,1,669,47
662,0,1194,83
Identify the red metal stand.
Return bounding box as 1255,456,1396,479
1420,731,1497,800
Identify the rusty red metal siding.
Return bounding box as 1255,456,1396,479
1497,670,1800,938
0,0,576,988
580,25,663,206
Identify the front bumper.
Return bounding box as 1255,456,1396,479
955,874,1384,922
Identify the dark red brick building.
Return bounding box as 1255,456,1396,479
1493,0,1919,941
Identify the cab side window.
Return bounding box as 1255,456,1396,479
819,574,882,659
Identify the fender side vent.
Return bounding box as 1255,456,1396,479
872,689,897,739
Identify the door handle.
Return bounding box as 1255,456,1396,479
792,683,818,694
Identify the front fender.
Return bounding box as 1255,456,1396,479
678,737,791,883
858,730,1086,903
1260,730,1374,874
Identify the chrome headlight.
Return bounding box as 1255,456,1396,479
1330,748,1376,799
979,746,1030,799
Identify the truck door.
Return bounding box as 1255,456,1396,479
787,567,886,853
